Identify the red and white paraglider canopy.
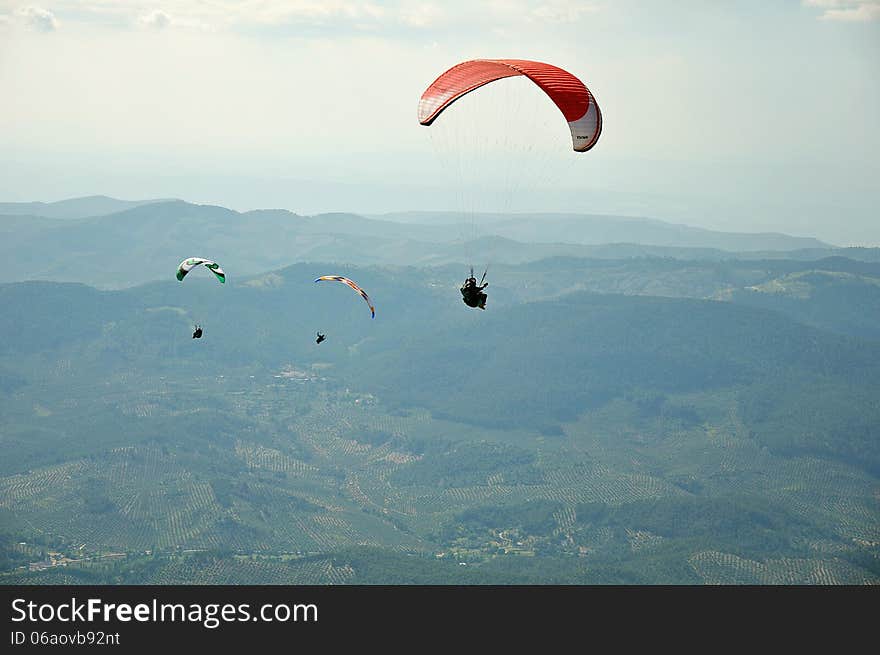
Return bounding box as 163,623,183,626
418,59,602,152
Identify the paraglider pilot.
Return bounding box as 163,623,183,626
461,269,488,310
316,332,326,345
192,325,203,339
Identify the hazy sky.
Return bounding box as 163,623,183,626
1,1,878,244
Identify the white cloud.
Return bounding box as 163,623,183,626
804,0,880,21
531,1,599,23
400,3,444,28
139,10,171,30
15,5,59,31
6,1,601,34
180,1,395,30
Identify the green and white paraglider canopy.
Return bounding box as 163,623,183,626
176,257,225,283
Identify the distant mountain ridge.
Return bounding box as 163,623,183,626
0,197,872,290
377,211,833,251
0,195,173,219
1,195,832,249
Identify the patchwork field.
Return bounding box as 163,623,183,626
2,367,877,584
